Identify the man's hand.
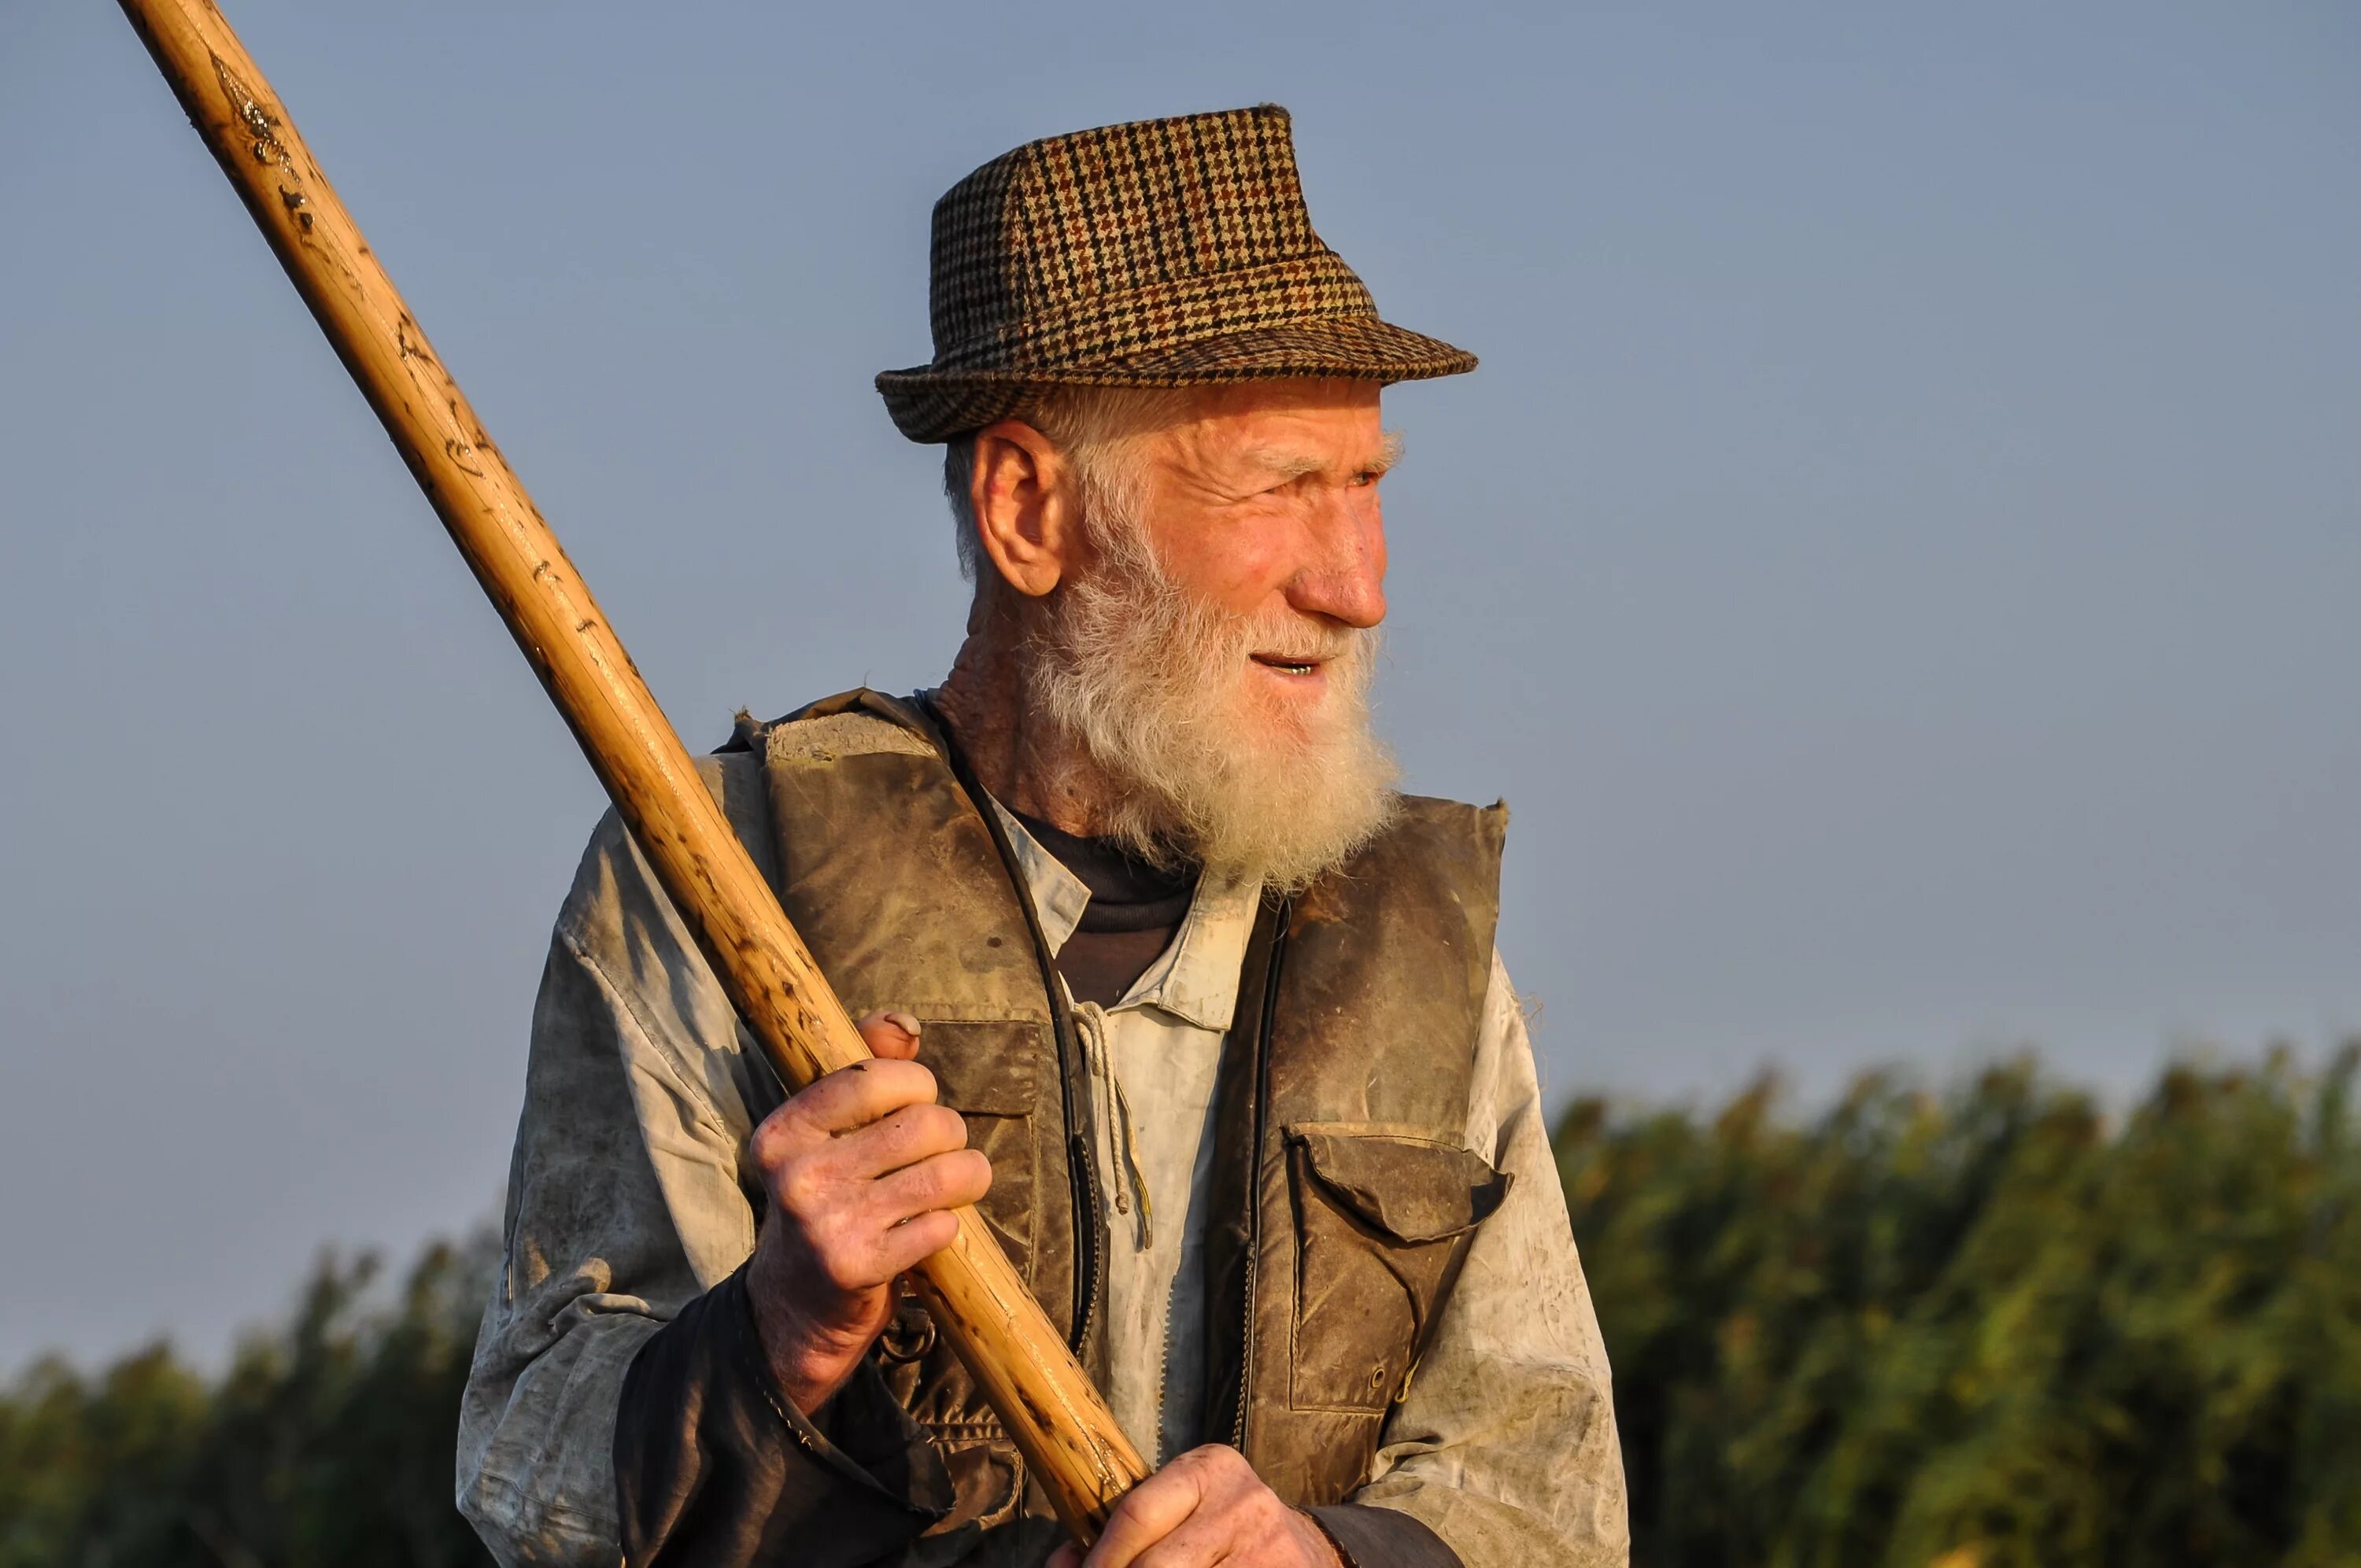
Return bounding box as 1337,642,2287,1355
1047,1445,1345,1568
745,1009,992,1415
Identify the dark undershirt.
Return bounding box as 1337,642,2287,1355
1007,811,1197,1008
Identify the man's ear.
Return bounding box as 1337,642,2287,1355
968,419,1083,599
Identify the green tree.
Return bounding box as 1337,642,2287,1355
0,1235,497,1567
7,1049,2358,1566
1559,1046,2361,1566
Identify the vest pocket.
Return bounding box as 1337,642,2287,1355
1282,1123,1511,1413
918,1020,1044,1282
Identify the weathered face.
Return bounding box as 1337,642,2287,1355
979,378,1402,886
1119,379,1394,738
959,377,1404,883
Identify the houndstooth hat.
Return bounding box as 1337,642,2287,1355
875,105,1476,444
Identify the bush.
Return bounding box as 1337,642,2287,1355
6,1049,2357,1565
1558,1046,2361,1566
0,1234,497,1568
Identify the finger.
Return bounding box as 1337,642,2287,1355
868,1147,992,1222
1100,1448,1266,1568
787,1057,940,1136
1047,1545,1082,1568
1128,1451,1270,1568
855,1009,924,1061
1130,1512,1247,1568
866,1205,963,1278
746,1098,822,1172
837,1102,970,1180
1084,1461,1206,1568
750,1061,940,1171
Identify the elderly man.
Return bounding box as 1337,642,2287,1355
457,106,1628,1568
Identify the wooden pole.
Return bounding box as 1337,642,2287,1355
112,0,1151,1540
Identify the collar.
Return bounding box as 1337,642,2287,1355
989,799,1260,1031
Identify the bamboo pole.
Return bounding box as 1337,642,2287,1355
113,0,1151,1540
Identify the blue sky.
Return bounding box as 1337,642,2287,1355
1,0,2354,1367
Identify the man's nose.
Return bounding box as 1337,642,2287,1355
1284,498,1387,630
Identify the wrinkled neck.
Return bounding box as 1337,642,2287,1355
933,595,1133,839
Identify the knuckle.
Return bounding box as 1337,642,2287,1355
868,1110,913,1159
814,1228,869,1291
749,1106,804,1166
914,1104,962,1150
748,1122,785,1168
774,1163,818,1215
910,1156,957,1205
782,1159,852,1219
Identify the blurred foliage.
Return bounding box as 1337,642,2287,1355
6,1048,2358,1566
0,1234,498,1568
1559,1044,2361,1567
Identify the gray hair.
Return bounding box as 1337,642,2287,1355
942,386,1195,581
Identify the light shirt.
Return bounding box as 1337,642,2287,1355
988,803,1265,1464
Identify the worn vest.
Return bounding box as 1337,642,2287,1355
731,690,1510,1534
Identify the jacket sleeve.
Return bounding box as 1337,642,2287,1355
614,1264,951,1565
1336,950,1631,1568
453,785,946,1565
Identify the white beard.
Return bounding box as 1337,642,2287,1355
1023,513,1399,893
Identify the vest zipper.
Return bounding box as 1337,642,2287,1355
1047,976,1106,1352
922,704,1106,1355
1231,902,1290,1450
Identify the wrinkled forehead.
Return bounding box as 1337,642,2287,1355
1150,379,1391,478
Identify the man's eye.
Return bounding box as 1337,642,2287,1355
1349,470,1382,488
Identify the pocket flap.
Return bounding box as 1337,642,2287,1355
913,1020,1040,1116
1287,1123,1511,1243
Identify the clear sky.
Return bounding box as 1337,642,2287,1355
2,0,2354,1371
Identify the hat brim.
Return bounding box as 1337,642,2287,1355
874,316,1476,444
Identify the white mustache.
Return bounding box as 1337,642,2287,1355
1244,625,1362,667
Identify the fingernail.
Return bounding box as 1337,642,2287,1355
885,1011,922,1037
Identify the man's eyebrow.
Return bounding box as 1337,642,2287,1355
1240,430,1407,481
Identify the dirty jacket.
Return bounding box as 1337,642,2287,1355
456,692,1628,1566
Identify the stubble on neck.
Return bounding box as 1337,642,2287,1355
932,589,1133,839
